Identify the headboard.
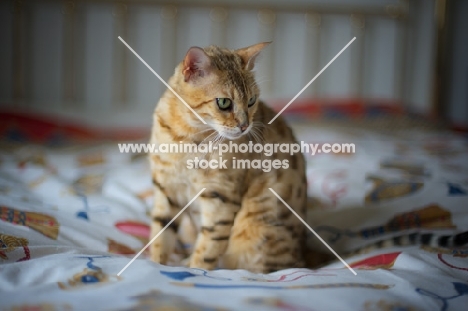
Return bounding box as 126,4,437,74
0,0,437,128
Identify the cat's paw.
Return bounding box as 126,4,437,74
180,256,191,267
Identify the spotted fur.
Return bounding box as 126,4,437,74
149,43,307,273
351,231,468,255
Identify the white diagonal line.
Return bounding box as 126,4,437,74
268,37,356,124
117,188,206,276
268,188,357,275
118,36,207,125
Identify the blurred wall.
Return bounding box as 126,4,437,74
445,0,468,127
0,0,438,127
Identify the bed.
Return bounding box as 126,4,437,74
1,103,468,310
1,0,468,310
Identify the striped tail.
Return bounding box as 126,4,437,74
350,231,468,255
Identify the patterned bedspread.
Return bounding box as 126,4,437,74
1,107,468,311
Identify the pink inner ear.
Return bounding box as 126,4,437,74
183,47,210,82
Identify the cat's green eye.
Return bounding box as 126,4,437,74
248,96,257,107
216,98,232,110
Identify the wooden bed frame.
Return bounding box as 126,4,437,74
0,0,439,127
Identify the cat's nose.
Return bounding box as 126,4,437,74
239,123,249,132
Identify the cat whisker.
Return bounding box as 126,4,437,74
196,132,220,160
254,131,263,145
255,123,273,136
192,127,215,137
252,121,266,129
247,132,255,143
198,131,218,146
214,134,226,150
248,130,266,161
190,128,216,144
207,133,226,162
248,130,259,144
251,127,265,145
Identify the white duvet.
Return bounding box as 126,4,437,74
1,120,468,311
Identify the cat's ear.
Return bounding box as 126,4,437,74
182,47,212,83
236,42,271,70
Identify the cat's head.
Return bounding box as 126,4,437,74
174,42,270,140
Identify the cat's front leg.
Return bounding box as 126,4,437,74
150,180,179,265
189,190,241,270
